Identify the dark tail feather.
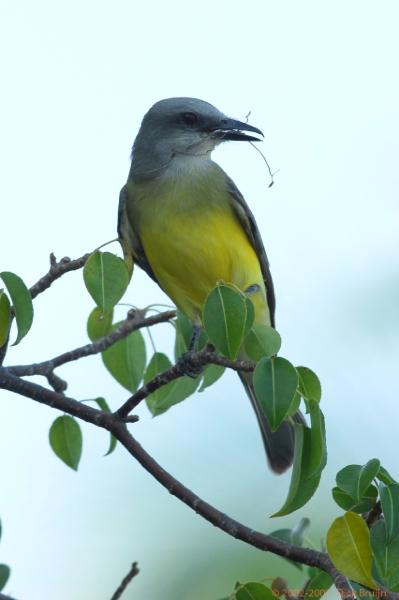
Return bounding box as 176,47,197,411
239,372,304,474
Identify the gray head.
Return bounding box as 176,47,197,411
130,97,263,179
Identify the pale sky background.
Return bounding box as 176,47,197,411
0,1,398,599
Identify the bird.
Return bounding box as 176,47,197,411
118,97,297,473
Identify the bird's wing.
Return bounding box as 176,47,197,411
117,184,159,283
226,176,276,327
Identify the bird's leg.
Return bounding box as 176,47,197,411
177,324,203,379
188,324,201,352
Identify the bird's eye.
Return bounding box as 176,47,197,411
182,112,199,126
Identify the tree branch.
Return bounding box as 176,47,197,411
115,347,254,417
110,562,139,600
6,310,176,378
0,367,358,600
29,253,90,300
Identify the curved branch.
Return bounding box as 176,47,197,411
110,562,139,600
6,310,176,378
116,348,254,417
111,422,355,600
0,367,356,600
29,253,90,299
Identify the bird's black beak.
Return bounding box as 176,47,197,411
208,117,264,142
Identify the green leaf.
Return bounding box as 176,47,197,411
199,364,225,391
326,512,376,589
268,527,303,570
291,517,311,544
286,391,301,419
174,312,207,360
307,403,327,478
244,297,255,337
0,271,33,345
350,582,375,600
332,484,378,513
244,324,281,361
336,459,381,504
92,397,117,456
272,424,322,517
270,518,310,571
83,251,130,311
49,416,82,470
0,564,10,592
303,569,332,600
370,520,399,591
203,284,249,359
379,483,399,542
145,352,199,416
174,312,194,353
253,356,298,431
296,366,322,403
102,324,146,392
87,307,113,341
0,291,11,347
376,466,397,485
233,582,276,600
144,352,173,407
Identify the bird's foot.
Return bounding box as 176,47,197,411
177,351,203,379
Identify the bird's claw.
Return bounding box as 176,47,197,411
177,352,203,379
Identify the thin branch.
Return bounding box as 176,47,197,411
0,368,355,600
115,348,254,417
46,371,68,393
29,253,90,299
0,368,114,429
110,562,139,600
2,370,397,600
6,310,176,378
111,423,357,600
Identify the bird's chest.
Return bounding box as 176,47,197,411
129,176,262,317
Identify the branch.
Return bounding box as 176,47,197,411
0,368,114,428
0,368,356,600
110,562,139,600
116,347,254,417
6,310,176,378
0,251,392,600
29,253,89,300
111,422,357,600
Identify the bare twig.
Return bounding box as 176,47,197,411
46,371,68,393
110,562,139,600
6,310,176,378
29,253,90,299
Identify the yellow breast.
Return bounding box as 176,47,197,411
128,167,269,324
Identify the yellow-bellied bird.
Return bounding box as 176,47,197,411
118,98,299,473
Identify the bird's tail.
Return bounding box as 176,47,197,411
239,371,304,474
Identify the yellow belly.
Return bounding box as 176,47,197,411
127,166,270,325
141,206,268,325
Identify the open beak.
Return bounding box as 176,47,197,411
209,117,264,142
